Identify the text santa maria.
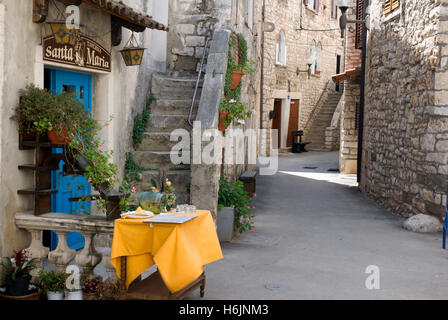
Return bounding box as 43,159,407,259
43,35,111,72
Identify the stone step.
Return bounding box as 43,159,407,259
152,73,203,90
133,151,190,170
147,115,191,132
157,88,200,100
151,99,198,116
137,132,178,152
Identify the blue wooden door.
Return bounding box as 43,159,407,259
47,68,92,251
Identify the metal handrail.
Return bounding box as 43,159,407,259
303,80,333,134
188,37,211,127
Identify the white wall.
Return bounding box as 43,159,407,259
0,0,168,257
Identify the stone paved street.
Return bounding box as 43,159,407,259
187,152,448,300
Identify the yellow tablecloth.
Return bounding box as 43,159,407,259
110,210,223,293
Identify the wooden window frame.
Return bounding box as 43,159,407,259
304,0,319,13
384,0,399,15
355,0,366,49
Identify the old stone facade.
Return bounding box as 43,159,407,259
262,0,344,151
0,0,167,259
337,5,362,174
163,0,262,179
360,0,448,220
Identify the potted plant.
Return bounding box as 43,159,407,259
13,84,89,145
218,99,253,132
0,250,37,297
231,60,255,90
38,270,67,300
218,175,255,241
13,85,119,215
82,276,102,300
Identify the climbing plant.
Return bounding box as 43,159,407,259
221,33,255,129
132,93,156,148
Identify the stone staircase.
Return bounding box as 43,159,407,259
132,72,202,204
306,91,342,151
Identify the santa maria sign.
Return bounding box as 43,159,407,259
43,34,111,72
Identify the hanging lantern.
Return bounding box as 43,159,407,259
48,21,81,45
120,32,146,66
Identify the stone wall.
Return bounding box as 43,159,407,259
361,0,447,219
167,0,231,74
262,0,344,150
340,80,360,173
338,6,361,174
183,1,262,216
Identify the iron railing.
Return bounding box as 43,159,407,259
188,37,212,127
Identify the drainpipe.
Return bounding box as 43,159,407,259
357,1,369,184
259,0,266,130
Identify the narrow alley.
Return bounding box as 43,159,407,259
196,152,448,300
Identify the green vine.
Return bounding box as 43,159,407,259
224,34,242,101
221,33,255,130
132,93,156,148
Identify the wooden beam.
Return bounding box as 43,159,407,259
56,0,83,5
33,0,49,23
83,0,148,32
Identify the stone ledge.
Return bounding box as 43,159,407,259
425,105,448,116
15,211,114,235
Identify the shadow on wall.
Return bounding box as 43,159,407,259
362,9,445,220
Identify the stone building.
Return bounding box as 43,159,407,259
132,0,263,218
0,0,169,263
331,3,362,174
262,0,345,152
337,0,448,221
0,0,262,282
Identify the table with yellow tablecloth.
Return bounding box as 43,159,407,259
110,210,223,293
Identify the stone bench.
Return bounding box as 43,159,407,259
239,170,257,196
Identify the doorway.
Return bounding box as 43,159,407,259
287,100,299,148
272,99,282,148
44,68,93,251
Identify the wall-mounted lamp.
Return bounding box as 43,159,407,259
296,57,314,79
336,0,370,38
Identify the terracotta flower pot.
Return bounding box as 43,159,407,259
230,71,244,90
219,110,230,132
48,128,70,145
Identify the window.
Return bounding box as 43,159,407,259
276,32,287,66
315,42,322,75
331,0,338,19
355,0,366,49
305,0,319,13
309,41,321,75
310,40,316,74
384,0,399,15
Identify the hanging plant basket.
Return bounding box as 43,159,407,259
47,21,81,45
219,110,230,132
120,32,146,66
230,71,244,90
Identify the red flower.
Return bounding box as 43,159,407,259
13,250,29,267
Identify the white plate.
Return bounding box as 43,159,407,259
121,210,154,218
